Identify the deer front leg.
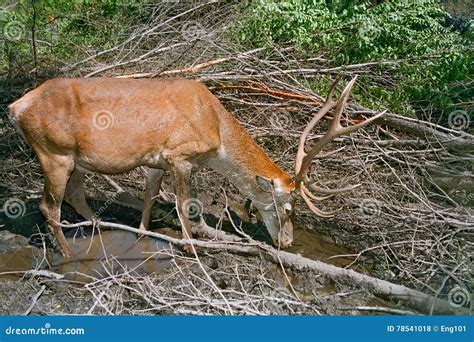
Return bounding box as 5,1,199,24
139,168,165,230
37,152,75,258
64,168,95,220
170,161,193,252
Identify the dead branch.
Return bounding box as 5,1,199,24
23,285,46,316
60,220,468,315
376,113,474,153
117,48,264,79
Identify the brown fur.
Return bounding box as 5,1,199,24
9,78,295,257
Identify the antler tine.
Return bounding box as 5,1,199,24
314,146,345,159
294,75,387,216
294,76,342,176
295,76,358,183
337,109,388,136
325,74,343,103
302,183,334,201
332,76,388,137
308,182,361,195
330,75,359,130
300,184,338,218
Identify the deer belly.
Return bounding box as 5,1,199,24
74,158,134,174
74,151,164,175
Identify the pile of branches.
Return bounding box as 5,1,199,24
1,1,472,312
2,246,412,316
80,251,325,316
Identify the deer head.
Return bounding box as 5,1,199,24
231,76,385,248
253,174,295,248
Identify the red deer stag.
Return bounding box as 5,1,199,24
8,76,384,258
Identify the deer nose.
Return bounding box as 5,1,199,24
272,237,292,248
273,225,293,248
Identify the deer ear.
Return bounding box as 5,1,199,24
256,175,273,193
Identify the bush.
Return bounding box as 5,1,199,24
1,0,150,77
237,0,473,118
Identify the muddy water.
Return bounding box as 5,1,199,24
0,229,175,283
225,205,361,269
52,230,176,283
0,199,176,282
0,231,46,275
289,226,359,269
0,198,363,282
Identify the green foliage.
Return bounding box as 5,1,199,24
1,0,150,75
237,0,473,117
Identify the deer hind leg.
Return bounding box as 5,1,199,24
139,168,165,230
36,152,74,258
64,168,95,220
169,161,193,250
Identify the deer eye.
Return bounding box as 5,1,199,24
283,203,292,213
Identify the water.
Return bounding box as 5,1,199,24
0,198,364,281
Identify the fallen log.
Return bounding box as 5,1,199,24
60,220,468,315
376,113,474,153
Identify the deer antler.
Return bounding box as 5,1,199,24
295,76,387,217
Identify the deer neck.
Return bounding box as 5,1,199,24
207,112,292,203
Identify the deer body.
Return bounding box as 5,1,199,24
9,78,295,257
